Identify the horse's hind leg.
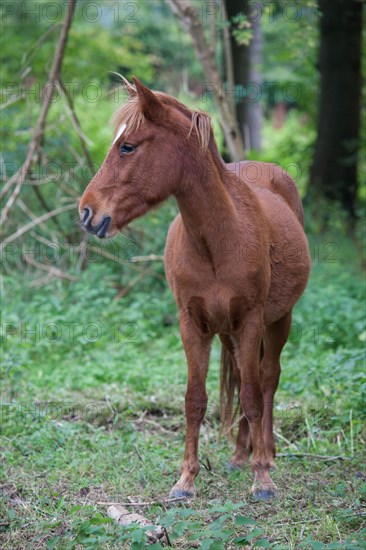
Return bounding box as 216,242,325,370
229,411,252,469
260,311,292,467
220,334,252,469
226,339,267,469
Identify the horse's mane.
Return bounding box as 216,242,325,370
111,76,212,151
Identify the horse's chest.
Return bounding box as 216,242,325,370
182,283,260,335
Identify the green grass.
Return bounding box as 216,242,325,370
1,230,365,549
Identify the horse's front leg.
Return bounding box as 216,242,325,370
237,310,276,500
169,313,213,500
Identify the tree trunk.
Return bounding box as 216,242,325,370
225,0,250,149
225,0,263,152
309,0,362,219
247,12,263,151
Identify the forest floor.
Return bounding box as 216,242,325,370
1,231,365,549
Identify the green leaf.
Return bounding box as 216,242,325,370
245,529,265,541
171,520,187,536
7,509,16,521
234,515,256,526
89,517,113,525
234,537,249,547
200,540,215,550
253,538,272,548
209,542,225,550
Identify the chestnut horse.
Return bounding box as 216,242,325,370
79,77,310,500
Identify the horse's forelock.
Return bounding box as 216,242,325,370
111,81,212,151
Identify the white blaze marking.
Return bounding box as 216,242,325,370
113,123,127,145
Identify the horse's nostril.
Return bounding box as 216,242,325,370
82,206,93,225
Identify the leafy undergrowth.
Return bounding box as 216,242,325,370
1,231,365,549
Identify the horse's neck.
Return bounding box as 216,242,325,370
175,158,253,269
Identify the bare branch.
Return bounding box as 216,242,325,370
0,0,77,227
210,2,216,47
86,245,166,281
221,0,235,116
21,23,60,70
166,0,245,160
0,203,77,248
130,254,164,262
24,253,78,282
57,79,94,171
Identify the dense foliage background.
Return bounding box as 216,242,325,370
1,1,365,548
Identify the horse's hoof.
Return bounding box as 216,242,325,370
168,488,194,500
252,488,277,501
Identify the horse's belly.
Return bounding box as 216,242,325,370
264,237,311,324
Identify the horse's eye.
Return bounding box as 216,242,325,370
120,143,137,156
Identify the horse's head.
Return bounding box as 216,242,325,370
79,77,213,238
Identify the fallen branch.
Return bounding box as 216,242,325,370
0,0,77,227
107,505,164,544
97,496,189,507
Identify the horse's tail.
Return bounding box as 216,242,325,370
219,345,240,438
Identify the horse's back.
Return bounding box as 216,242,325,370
226,161,304,227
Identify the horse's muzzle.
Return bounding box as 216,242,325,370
81,207,111,239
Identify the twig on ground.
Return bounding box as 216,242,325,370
97,496,189,506
133,444,143,462
275,513,366,528
164,527,172,546
274,431,299,449
136,417,175,435
277,452,349,461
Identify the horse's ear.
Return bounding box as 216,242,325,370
132,76,164,121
